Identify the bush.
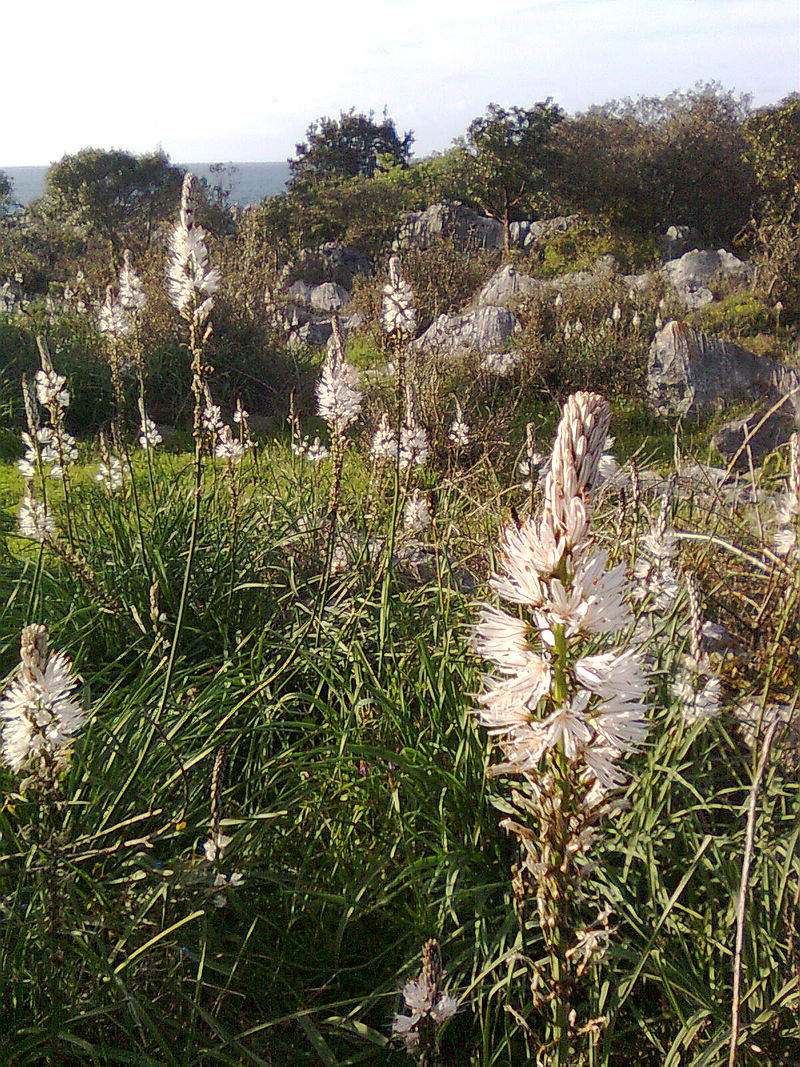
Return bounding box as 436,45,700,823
686,292,776,338
530,220,658,277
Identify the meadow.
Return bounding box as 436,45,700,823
0,168,798,1067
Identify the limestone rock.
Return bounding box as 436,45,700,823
281,243,371,289
287,319,334,348
414,305,519,357
711,405,796,470
396,204,580,253
508,215,579,249
397,202,503,251
657,225,702,261
286,280,315,308
547,255,620,291
309,282,351,313
660,248,754,309
646,321,799,418
476,264,543,306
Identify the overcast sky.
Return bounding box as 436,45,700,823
3,0,798,165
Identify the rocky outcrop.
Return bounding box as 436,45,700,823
657,225,702,261
287,280,351,313
281,243,371,290
397,202,503,251
660,249,754,310
646,321,800,418
508,215,579,249
397,203,579,253
477,255,632,306
711,406,797,470
476,264,543,305
414,305,519,357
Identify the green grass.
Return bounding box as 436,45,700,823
0,421,797,1066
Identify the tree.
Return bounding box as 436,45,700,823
0,170,13,215
460,101,564,247
552,84,754,244
742,94,800,313
288,109,413,190
41,148,184,253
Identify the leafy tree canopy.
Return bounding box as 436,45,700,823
458,101,565,242
0,170,13,215
41,148,184,253
288,109,414,190
744,93,800,223
552,83,754,244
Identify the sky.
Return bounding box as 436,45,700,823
3,0,798,166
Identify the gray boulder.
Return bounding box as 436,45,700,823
287,319,334,348
711,405,797,470
508,215,579,249
660,249,754,309
310,282,351,313
476,264,543,306
621,272,655,293
647,321,800,418
546,256,616,291
657,225,702,261
285,280,316,308
414,305,519,357
397,202,504,251
281,242,371,289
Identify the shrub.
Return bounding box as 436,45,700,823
686,291,776,338
529,219,658,277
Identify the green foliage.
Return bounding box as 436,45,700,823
0,169,13,214
459,101,564,240
743,94,800,320
288,109,414,191
686,292,776,338
1,414,799,1063
281,173,410,257
744,93,800,224
530,219,658,276
552,83,755,245
41,148,184,254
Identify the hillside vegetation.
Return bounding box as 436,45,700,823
0,86,799,1066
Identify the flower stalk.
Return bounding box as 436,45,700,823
474,391,649,1062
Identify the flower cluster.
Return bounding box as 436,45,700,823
392,939,458,1056
96,455,124,492
35,369,70,410
98,286,133,340
316,346,362,432
670,574,720,726
214,425,246,462
403,490,431,533
369,413,398,463
1,624,86,777
18,426,78,480
18,491,56,543
200,830,245,907
475,392,650,798
382,255,416,338
139,415,162,450
203,388,247,463
167,173,221,324
293,436,329,463
118,249,147,314
448,399,470,448
633,493,681,614
399,423,429,470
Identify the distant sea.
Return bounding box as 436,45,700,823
3,161,291,208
